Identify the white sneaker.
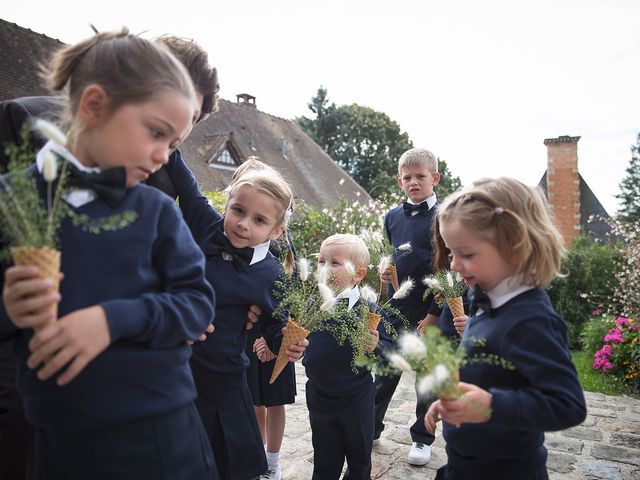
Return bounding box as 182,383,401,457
260,467,281,480
407,442,431,466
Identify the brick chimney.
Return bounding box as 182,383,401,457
236,93,256,107
544,135,581,246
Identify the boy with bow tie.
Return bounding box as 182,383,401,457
374,148,443,466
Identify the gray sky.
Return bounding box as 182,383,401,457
4,0,639,214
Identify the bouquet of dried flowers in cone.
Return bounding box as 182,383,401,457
271,258,395,382
0,121,72,331
423,269,468,318
360,228,411,295
0,120,137,332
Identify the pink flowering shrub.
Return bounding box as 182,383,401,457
592,316,640,390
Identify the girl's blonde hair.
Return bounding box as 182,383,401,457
45,28,198,143
437,177,565,287
227,168,295,273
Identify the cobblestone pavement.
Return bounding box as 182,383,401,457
280,363,640,479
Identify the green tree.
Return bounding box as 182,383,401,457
616,132,640,223
296,88,410,196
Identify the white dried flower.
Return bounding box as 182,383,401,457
345,261,356,277
34,118,67,146
378,255,392,275
388,353,412,373
42,151,58,182
317,265,330,284
417,373,436,396
298,258,310,282
422,276,440,289
446,272,454,288
318,282,335,303
399,333,426,356
360,285,377,303
433,364,450,384
455,271,463,282
398,242,411,251
392,279,414,300
320,297,337,312
337,288,351,299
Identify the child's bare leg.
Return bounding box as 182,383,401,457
266,405,285,453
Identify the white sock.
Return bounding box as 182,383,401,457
266,450,280,470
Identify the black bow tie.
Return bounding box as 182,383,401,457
469,284,492,316
66,163,127,208
204,229,254,272
403,201,430,216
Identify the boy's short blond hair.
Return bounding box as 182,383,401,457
321,234,370,269
398,148,438,176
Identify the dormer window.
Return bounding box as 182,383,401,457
206,134,243,171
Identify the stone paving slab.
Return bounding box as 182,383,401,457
280,363,640,479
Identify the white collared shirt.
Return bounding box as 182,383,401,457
36,140,100,208
481,274,534,313
406,193,437,215
249,239,270,266
336,285,361,310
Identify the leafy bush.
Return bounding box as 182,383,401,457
579,311,615,353
547,234,620,348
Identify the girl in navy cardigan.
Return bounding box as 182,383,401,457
1,29,216,479
425,177,587,480
166,154,306,480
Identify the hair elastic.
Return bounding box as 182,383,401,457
494,207,504,215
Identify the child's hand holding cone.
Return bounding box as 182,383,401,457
3,264,61,331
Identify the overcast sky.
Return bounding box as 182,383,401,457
4,0,639,214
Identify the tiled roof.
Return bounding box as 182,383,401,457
0,18,64,100
180,99,368,208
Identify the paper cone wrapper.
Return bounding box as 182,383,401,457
270,318,309,384
10,247,60,332
368,312,381,330
446,296,465,318
389,263,400,292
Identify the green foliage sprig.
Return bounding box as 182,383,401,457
423,269,467,304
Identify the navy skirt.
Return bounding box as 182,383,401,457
245,331,296,407
31,402,216,480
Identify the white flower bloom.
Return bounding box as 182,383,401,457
446,272,454,288
455,271,463,282
360,285,377,303
398,242,411,251
433,364,450,384
378,255,392,275
298,258,310,282
399,333,426,356
320,297,337,312
388,353,412,373
42,151,58,182
318,282,335,303
392,279,414,300
417,373,436,396
34,118,67,146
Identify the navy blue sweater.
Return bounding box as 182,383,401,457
167,152,285,391
303,301,392,397
444,288,586,465
384,204,440,329
0,168,215,430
